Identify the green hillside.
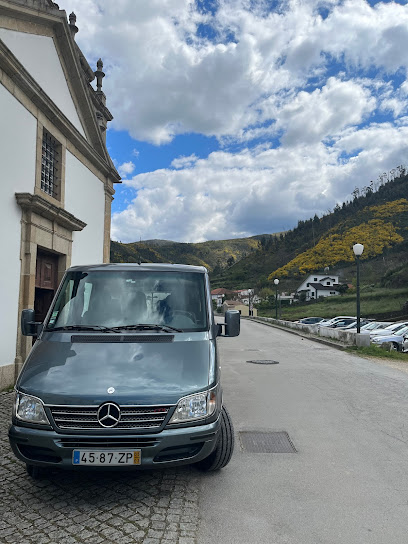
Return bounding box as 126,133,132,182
210,171,408,290
110,171,408,295
110,235,276,271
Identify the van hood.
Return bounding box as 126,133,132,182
17,333,215,406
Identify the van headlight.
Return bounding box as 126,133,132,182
14,392,50,425
168,388,217,424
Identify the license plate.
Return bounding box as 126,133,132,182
72,450,141,466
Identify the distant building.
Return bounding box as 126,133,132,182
0,0,120,389
211,287,259,308
211,288,236,308
296,274,340,301
222,300,257,317
235,289,260,305
278,293,295,305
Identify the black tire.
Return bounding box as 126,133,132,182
26,464,46,479
196,406,234,472
390,342,399,352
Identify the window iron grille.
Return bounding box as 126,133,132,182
41,131,59,198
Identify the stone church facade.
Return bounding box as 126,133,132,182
0,0,120,389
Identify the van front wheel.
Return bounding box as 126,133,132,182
26,464,46,479
196,406,234,472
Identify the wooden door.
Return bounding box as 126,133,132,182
35,251,59,322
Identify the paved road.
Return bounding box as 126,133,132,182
199,319,408,543
1,319,408,544
0,391,200,544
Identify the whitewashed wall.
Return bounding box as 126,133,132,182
0,84,37,368
0,28,86,137
65,151,105,265
297,275,339,292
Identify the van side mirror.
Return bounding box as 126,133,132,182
224,310,240,337
21,309,41,337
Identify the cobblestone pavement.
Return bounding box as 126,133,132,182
0,393,201,544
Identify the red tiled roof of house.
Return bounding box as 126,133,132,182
211,288,236,295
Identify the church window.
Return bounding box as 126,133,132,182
41,131,61,199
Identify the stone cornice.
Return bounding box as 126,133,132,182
0,1,121,184
0,40,121,184
15,192,87,231
0,0,60,17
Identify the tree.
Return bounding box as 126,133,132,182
337,284,349,295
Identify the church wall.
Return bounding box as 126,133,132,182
65,151,105,265
0,83,36,375
0,28,86,138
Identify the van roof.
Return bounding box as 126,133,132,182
66,263,208,274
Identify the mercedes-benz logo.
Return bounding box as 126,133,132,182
97,402,121,428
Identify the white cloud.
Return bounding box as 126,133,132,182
61,0,408,242
111,119,408,242
279,77,376,146
171,154,198,169
118,161,135,177
63,0,408,144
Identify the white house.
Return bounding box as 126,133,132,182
235,289,260,306
211,288,236,308
296,274,340,301
0,0,120,389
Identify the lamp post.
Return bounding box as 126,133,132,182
273,278,279,320
248,289,252,317
353,243,364,333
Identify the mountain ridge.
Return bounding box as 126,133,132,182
110,170,408,291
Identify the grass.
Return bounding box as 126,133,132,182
346,345,408,361
258,286,408,321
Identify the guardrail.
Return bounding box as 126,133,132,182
251,317,370,347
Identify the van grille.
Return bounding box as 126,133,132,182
57,437,159,448
49,405,171,431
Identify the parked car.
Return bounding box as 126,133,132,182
371,325,408,351
9,263,240,478
341,321,391,333
336,319,371,330
318,316,356,329
369,321,408,338
329,317,362,329
297,317,325,324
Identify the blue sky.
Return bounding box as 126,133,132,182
63,0,408,242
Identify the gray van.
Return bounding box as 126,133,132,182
9,263,240,478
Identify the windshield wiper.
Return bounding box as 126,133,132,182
110,324,183,333
45,325,118,333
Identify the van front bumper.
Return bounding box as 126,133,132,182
8,418,220,470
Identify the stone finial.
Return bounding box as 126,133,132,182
95,58,105,92
69,12,78,38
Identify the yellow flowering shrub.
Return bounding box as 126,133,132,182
369,199,408,218
268,219,404,279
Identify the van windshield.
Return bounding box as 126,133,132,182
46,270,209,332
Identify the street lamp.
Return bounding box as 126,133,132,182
273,278,279,320
248,289,252,317
353,243,364,333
